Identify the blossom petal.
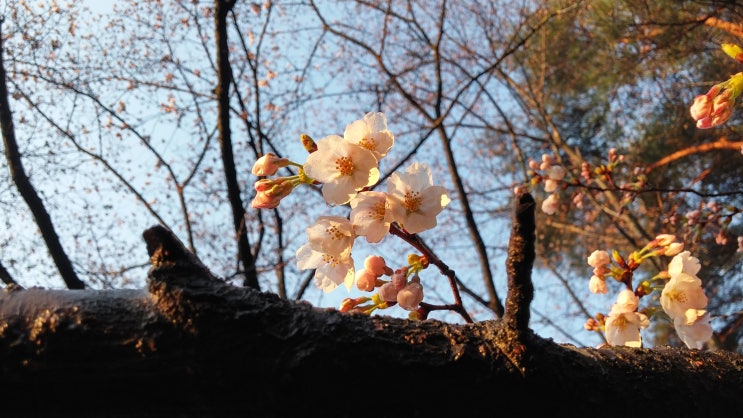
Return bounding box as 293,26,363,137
668,251,701,276
350,191,392,243
660,272,708,320
674,313,713,350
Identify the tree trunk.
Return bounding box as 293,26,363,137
0,198,741,417
214,0,259,290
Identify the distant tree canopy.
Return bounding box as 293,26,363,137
0,0,741,352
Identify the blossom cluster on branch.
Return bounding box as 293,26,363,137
517,42,743,349
251,113,451,317
584,236,712,349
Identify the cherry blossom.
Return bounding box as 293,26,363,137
350,191,393,243
587,250,611,268
303,135,379,205
661,252,708,322
387,162,450,234
541,193,559,215
589,275,607,294
543,165,566,193
343,112,394,160
296,216,356,292
604,290,649,347
304,216,355,257
674,311,713,350
295,243,355,292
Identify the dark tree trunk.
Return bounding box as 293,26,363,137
0,194,741,417
0,20,85,290
214,0,259,290
0,260,16,285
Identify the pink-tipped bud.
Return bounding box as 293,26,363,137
587,250,611,268
654,234,676,247
252,153,289,176
363,255,388,277
355,269,377,292
584,317,600,331
251,178,294,209
664,242,684,257
339,298,354,312
593,265,610,277
589,275,608,294
339,296,369,312
689,94,713,121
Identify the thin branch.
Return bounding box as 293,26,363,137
0,18,85,290
0,259,18,286
703,16,743,38
644,137,743,173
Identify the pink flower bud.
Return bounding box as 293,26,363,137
355,269,377,292
379,282,398,302
251,178,294,209
251,193,280,209
689,94,712,121
589,275,608,294
339,298,356,312
654,234,676,247
397,282,424,310
363,255,388,277
593,265,610,277
252,153,289,176
665,242,684,257
391,269,407,290
541,193,559,215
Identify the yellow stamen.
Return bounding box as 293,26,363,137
326,225,345,241
358,136,376,151
367,200,386,222
335,156,354,176
322,253,340,267
404,190,422,212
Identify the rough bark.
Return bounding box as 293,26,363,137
0,195,741,417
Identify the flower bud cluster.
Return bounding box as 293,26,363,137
674,200,741,248
527,153,567,215
343,254,427,314
689,44,743,129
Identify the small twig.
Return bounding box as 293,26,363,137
389,223,473,323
